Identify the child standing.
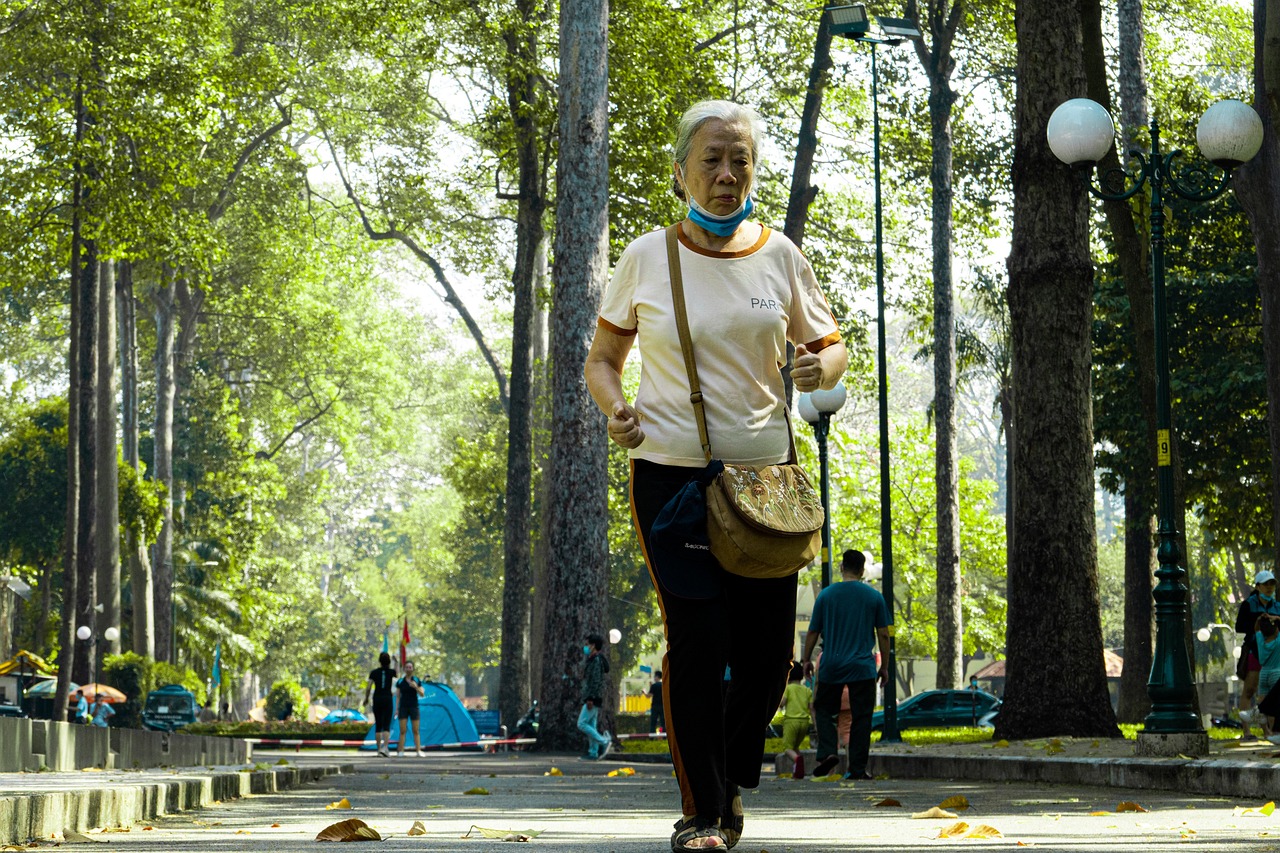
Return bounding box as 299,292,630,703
779,662,813,778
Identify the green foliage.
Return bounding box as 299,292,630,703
183,720,368,738
810,417,1007,660
152,662,206,706
265,678,308,722
101,653,150,729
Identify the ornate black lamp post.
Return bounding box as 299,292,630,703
825,1,920,746
799,382,848,590
1047,97,1262,754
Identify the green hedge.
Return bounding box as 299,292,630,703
182,720,369,738
100,653,205,728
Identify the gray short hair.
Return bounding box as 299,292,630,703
672,100,764,201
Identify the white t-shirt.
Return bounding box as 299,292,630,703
598,224,841,467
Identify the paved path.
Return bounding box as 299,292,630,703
58,750,1280,852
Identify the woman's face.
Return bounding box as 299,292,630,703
1260,580,1277,597
676,119,754,214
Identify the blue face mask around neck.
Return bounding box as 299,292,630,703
1263,594,1275,604
679,166,754,237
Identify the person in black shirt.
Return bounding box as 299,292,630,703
362,652,396,757
395,660,426,757
649,671,665,733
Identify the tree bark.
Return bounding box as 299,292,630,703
1235,0,1280,553
118,260,155,658
908,0,964,689
153,266,177,664
782,10,832,249
539,0,610,751
496,0,548,736
72,236,99,687
96,258,120,656
998,0,1120,739
1081,0,1157,723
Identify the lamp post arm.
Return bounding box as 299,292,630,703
1081,151,1150,203
1161,152,1233,202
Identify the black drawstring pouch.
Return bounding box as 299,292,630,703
649,461,724,599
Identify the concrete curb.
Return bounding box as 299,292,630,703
0,763,353,846
867,751,1280,799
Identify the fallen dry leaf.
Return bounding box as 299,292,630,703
991,739,1010,748
270,823,281,828
912,807,959,819
874,798,903,808
463,826,543,842
544,767,563,776
464,787,490,795
606,767,637,777
966,824,1002,839
316,819,382,842
407,821,426,836
1116,802,1148,813
813,774,842,783
60,831,104,844
325,797,353,810
1234,801,1276,817
1089,811,1110,816
938,821,971,838
938,795,970,811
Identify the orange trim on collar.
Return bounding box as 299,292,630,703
676,223,770,258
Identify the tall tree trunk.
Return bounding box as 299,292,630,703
496,0,547,735
56,87,87,721
909,0,964,689
153,267,177,664
540,0,610,750
530,255,552,701
96,258,120,656
998,0,1120,739
1118,492,1155,720
1235,0,1280,553
1081,0,1157,722
118,260,155,657
783,10,833,249
73,237,99,687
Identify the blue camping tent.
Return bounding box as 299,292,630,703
360,682,480,750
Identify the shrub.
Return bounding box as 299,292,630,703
265,679,307,722
101,653,149,729
152,661,206,705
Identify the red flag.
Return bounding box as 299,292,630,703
399,617,410,669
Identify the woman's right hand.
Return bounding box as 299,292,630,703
608,401,645,448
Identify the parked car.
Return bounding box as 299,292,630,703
871,689,1001,733
0,703,25,718
141,684,199,731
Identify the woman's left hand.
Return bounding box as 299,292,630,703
791,344,825,392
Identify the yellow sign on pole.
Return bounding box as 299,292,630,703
1157,429,1171,466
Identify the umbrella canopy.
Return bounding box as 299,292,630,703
321,708,367,724
25,679,77,697
81,683,127,703
0,650,56,677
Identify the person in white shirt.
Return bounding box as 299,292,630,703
586,99,847,852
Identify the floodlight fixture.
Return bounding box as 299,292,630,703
876,16,922,39
827,4,870,38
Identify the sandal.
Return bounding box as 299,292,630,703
720,785,743,849
672,816,727,851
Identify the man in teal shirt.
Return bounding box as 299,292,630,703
802,549,889,779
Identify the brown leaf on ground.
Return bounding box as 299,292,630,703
938,821,970,838
938,795,970,811
60,831,104,844
407,821,427,836
316,819,382,842
874,798,903,808
1116,802,1148,813
325,798,353,810
911,807,959,819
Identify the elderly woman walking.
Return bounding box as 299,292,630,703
586,100,847,851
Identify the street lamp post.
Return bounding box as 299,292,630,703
76,624,120,688
799,382,848,589
826,2,920,746
1047,97,1262,755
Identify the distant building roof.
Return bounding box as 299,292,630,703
973,648,1123,680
